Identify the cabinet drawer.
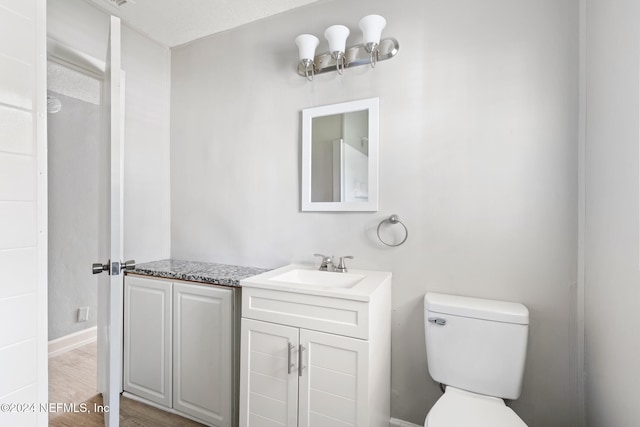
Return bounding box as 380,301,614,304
242,287,369,339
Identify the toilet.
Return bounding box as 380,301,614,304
423,292,529,427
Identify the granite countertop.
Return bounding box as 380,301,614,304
129,259,270,287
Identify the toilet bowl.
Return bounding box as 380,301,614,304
424,386,526,427
423,293,529,427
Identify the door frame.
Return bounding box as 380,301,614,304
35,0,48,425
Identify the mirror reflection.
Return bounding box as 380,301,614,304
301,97,379,212
311,110,369,203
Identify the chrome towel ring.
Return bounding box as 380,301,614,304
377,214,408,247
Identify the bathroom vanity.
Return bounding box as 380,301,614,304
123,260,268,427
239,264,392,427
124,260,391,427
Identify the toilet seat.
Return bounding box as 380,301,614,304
425,386,527,427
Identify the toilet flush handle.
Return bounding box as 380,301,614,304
428,318,447,326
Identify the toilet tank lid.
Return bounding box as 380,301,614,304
424,293,529,325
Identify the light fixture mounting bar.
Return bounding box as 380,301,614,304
297,38,399,77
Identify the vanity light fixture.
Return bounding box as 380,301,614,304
295,34,320,81
359,14,386,68
294,14,399,79
324,25,350,75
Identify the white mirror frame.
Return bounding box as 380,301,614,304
301,97,379,211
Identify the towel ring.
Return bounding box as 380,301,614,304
377,214,408,247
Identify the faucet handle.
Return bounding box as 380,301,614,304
335,256,354,273
314,254,334,271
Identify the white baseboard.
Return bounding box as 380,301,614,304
390,418,423,427
48,326,97,357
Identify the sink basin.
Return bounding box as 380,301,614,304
268,268,365,289
241,264,392,302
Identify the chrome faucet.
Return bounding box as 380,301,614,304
314,254,354,272
314,254,334,271
335,256,354,273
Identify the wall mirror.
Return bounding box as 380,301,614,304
301,97,379,211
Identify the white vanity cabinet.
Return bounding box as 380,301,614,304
239,278,391,427
123,276,172,407
124,275,237,427
240,319,370,427
240,319,299,426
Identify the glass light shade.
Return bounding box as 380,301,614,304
359,14,386,45
295,34,320,61
324,25,350,54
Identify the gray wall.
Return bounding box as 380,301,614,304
48,0,171,265
47,91,100,340
170,0,579,425
584,0,640,425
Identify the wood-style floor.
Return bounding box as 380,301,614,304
48,341,205,426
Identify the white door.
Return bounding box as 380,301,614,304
240,319,299,427
94,15,128,427
298,329,369,427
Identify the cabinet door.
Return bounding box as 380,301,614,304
298,329,369,427
123,276,172,407
173,283,234,427
240,319,299,427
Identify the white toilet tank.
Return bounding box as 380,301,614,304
424,292,529,400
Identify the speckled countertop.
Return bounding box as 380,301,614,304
129,259,270,287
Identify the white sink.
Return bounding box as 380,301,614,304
241,264,391,302
268,268,365,289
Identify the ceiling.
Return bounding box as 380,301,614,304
88,0,322,48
